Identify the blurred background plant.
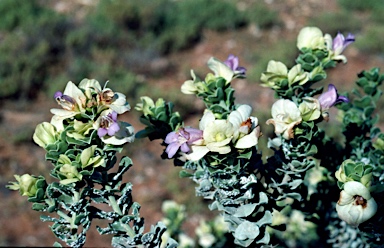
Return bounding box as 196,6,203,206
1,0,384,246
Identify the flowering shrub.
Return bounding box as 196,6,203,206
7,79,176,247
7,26,384,247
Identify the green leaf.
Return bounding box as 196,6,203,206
179,170,193,178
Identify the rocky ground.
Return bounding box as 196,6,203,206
1,0,384,246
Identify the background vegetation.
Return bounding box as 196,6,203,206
0,0,383,246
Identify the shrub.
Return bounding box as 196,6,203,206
308,11,362,35
355,24,384,55
338,0,384,12
244,1,280,29
0,0,71,99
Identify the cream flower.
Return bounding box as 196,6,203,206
207,57,234,83
228,104,261,149
78,78,130,114
181,70,202,95
299,97,321,121
260,60,288,89
33,122,57,148
336,181,377,227
186,110,235,161
261,61,308,89
297,26,326,50
287,64,309,86
266,99,302,140
50,81,87,131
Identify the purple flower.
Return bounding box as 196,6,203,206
333,32,355,55
54,91,76,111
164,127,203,158
318,84,349,109
98,111,120,138
224,54,246,77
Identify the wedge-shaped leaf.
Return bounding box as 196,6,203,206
234,220,260,244
233,203,258,218
255,210,273,227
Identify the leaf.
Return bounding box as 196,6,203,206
233,203,257,218
256,230,271,245
179,170,193,178
255,210,273,227
234,220,260,241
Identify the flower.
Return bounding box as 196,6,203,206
78,78,131,114
287,64,309,86
164,127,203,158
266,99,302,140
7,174,39,197
298,97,321,121
97,111,120,138
228,104,261,149
318,84,349,120
58,163,83,185
33,122,57,148
318,84,349,109
135,96,167,116
201,113,234,153
260,61,308,89
260,60,289,89
332,32,355,55
50,81,86,130
103,123,135,145
297,26,326,50
185,110,235,161
80,145,105,168
207,57,235,83
135,96,156,116
196,220,216,248
66,119,94,141
325,32,355,63
223,54,246,77
336,181,377,227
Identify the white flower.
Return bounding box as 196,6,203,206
207,57,234,83
266,99,302,140
79,78,130,114
186,110,235,161
196,220,216,248
228,104,261,149
33,122,57,148
260,60,288,89
178,233,195,248
336,181,377,227
297,26,326,50
50,81,87,131
181,70,200,95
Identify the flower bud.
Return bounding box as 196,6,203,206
8,174,39,197
207,57,234,83
33,122,57,148
299,97,321,121
58,162,83,185
135,96,155,116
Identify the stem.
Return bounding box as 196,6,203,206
105,185,123,215
57,210,74,227
108,195,123,215
105,185,135,237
